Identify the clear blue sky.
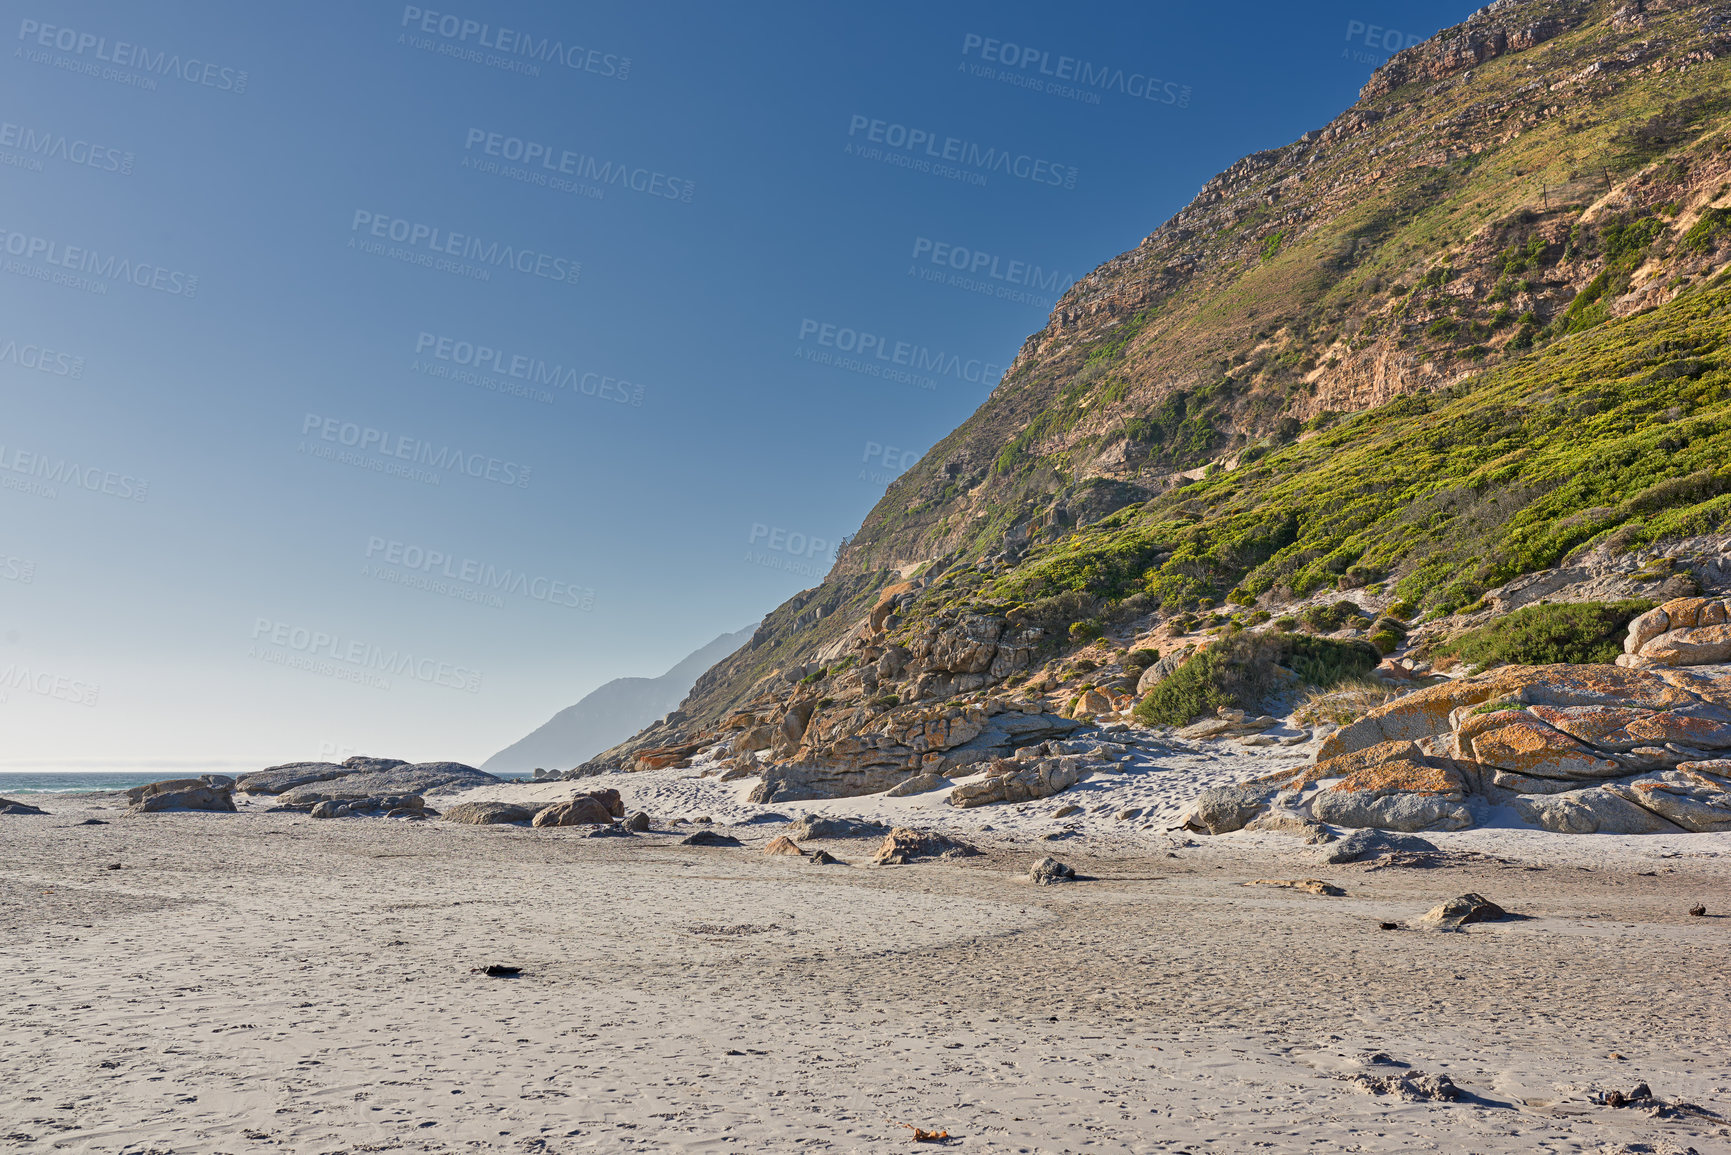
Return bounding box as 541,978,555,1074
0,0,1472,773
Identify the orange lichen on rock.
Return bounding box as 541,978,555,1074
1326,758,1466,799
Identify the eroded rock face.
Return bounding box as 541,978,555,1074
1310,758,1473,833
748,701,1081,803
1222,652,1731,837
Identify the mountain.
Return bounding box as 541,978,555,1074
481,626,755,774
586,0,1731,785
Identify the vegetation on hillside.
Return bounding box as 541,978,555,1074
1433,598,1657,670
984,277,1731,621
1132,632,1379,726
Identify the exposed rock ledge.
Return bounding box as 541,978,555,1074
1187,597,1731,836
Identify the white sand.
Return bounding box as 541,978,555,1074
4,747,1731,1153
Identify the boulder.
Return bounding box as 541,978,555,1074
1181,786,1270,834
949,755,1092,809
681,830,743,847
282,761,496,806
341,755,410,774
763,835,805,856
625,810,651,832
126,776,237,815
1606,768,1731,832
1627,597,1731,665
1414,893,1506,931
1508,788,1681,834
0,797,48,816
1242,811,1334,843
532,795,616,827
442,801,536,825
1027,856,1076,885
785,815,887,840
236,761,351,795
1314,829,1437,864
872,827,978,865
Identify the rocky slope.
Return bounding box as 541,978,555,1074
588,0,1731,796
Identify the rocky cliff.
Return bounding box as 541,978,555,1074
589,0,1731,789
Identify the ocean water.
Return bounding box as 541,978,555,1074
0,772,163,795
0,768,535,795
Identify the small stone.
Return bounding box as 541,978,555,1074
1378,922,1400,931
809,850,843,865
1116,807,1143,821
1053,804,1081,818
625,811,651,832
763,835,805,856
1688,903,1707,917
310,801,340,820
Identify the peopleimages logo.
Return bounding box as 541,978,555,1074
0,443,148,502
299,414,532,488
364,536,597,612
796,318,1005,390
1342,20,1426,65
0,337,83,378
412,332,645,406
398,7,629,79
959,34,1191,108
0,227,198,296
845,114,1077,189
462,129,693,204
0,119,133,175
0,552,36,583
0,663,99,707
349,211,581,286
908,236,1069,307
16,19,248,92
249,618,482,694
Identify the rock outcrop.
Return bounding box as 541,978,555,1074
743,699,1082,802
872,827,978,865
531,793,618,827
949,753,1093,808
125,776,237,815
0,797,49,815
241,756,497,803
1201,599,1731,836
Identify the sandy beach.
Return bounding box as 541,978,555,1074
4,769,1731,1155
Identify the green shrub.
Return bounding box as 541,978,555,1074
1132,631,1379,726
1300,599,1368,632
1069,618,1103,642
1434,599,1656,669
1125,648,1160,672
